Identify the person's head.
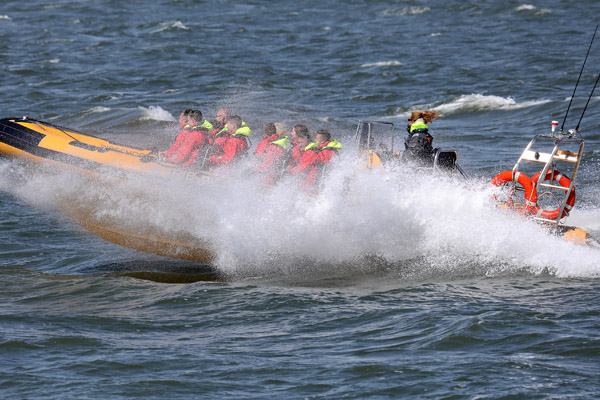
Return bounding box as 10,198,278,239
189,109,203,123
291,124,309,141
216,108,230,124
179,108,192,125
316,129,331,145
264,122,277,138
226,115,242,132
296,128,311,148
275,123,287,137
407,110,440,133
408,110,441,125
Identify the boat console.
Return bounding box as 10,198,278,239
354,120,467,178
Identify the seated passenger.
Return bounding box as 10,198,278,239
211,108,231,137
310,129,343,183
164,109,213,165
287,124,309,167
287,129,319,191
403,110,440,165
209,115,251,166
178,108,192,131
159,108,190,159
209,109,251,144
255,123,278,159
315,129,342,164
254,123,291,184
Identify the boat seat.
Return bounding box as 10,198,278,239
433,149,457,170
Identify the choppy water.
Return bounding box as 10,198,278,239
2,1,600,398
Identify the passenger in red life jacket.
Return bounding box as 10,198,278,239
287,129,320,191
164,109,214,165
254,123,278,159
159,108,190,159
312,129,343,184
177,108,192,132
254,123,291,184
210,108,231,139
186,108,231,167
315,130,342,164
288,124,309,167
208,109,251,147
208,115,252,166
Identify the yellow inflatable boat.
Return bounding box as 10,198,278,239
0,117,216,263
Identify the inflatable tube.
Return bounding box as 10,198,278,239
0,117,213,180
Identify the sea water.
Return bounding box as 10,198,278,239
1,1,600,398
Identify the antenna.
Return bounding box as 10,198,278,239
575,72,600,132
560,25,598,133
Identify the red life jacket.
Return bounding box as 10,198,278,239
165,122,210,164
255,134,279,158
317,140,340,164
288,143,320,191
209,133,249,165
288,142,303,167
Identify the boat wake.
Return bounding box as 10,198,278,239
2,150,599,283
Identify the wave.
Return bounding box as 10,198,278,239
138,106,176,122
432,94,552,115
151,21,189,34
0,15,11,20
360,61,403,68
378,7,430,16
515,4,551,15
515,4,536,11
86,106,111,113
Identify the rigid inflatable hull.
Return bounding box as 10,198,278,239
61,200,214,264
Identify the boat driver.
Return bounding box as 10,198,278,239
403,110,440,165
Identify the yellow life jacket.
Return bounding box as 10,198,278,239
304,142,319,151
409,118,428,133
271,136,291,150
185,119,213,131
215,121,251,138
322,140,342,150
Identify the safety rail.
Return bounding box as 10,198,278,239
512,128,584,227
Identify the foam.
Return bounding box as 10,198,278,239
378,7,431,16
138,106,176,122
360,61,403,68
515,5,536,12
86,106,111,113
151,21,189,34
432,94,551,115
1,153,599,280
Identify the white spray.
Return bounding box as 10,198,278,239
1,150,599,280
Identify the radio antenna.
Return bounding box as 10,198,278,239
575,72,600,132
561,25,598,133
